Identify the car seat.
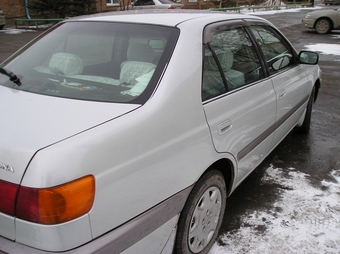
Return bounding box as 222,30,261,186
49,52,84,76
202,48,245,100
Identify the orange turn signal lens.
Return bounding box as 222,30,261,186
16,175,95,225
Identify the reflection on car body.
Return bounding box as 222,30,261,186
0,10,321,254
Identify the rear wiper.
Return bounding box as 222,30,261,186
0,67,22,86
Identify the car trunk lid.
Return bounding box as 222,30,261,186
0,86,139,240
0,86,139,184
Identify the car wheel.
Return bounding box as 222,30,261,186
174,170,227,254
295,86,315,134
0,25,4,30
315,19,331,34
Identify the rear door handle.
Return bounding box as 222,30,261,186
279,90,286,100
218,119,232,135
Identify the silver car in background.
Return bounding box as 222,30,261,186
324,0,340,5
302,7,340,34
0,10,320,254
132,0,183,9
0,9,5,29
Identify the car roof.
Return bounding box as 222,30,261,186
65,10,266,27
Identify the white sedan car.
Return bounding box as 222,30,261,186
0,10,321,254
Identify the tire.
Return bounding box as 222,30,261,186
0,25,4,30
174,170,227,254
295,86,315,134
315,19,331,34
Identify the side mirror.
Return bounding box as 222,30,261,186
299,51,319,65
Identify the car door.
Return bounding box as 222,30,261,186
249,24,310,145
202,21,277,187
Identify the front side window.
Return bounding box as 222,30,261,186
250,25,295,74
202,26,263,101
0,22,178,104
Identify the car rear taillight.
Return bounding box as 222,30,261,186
0,180,19,216
0,175,95,225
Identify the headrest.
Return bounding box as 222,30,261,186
204,48,233,72
49,52,83,76
120,61,156,84
127,43,154,63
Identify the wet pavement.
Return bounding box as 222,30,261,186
0,27,44,62
0,7,339,248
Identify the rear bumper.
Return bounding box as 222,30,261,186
0,186,192,254
0,217,178,254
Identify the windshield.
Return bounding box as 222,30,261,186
0,21,178,104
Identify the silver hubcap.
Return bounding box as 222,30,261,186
188,186,222,253
316,21,329,32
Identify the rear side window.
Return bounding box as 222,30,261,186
0,22,178,104
202,26,263,101
250,26,295,74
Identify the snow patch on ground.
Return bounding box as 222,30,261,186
304,43,340,56
210,166,340,254
0,28,37,34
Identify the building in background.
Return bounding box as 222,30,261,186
1,0,216,19
0,0,26,18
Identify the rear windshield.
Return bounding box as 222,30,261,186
0,21,178,104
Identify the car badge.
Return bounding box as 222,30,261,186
0,162,14,173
